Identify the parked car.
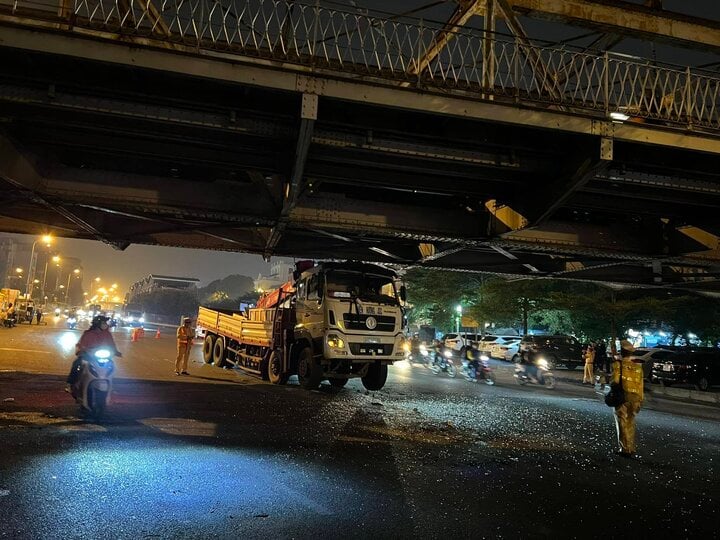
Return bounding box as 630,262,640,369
651,349,720,391
503,340,521,362
519,334,583,369
628,347,676,381
489,337,521,359
442,333,480,354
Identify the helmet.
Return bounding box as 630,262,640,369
91,315,109,328
183,317,192,324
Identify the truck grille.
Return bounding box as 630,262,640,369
343,314,395,332
349,343,394,356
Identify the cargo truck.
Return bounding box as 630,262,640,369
197,261,408,391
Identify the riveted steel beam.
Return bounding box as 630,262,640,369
506,0,720,52
265,93,317,257
1,26,719,155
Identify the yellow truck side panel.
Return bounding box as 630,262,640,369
198,306,276,348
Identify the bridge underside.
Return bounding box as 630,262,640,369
0,30,719,291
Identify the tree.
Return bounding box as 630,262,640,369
468,278,556,334
403,268,483,331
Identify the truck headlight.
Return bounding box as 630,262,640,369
326,334,345,349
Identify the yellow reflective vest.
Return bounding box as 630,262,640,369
176,325,193,345
612,358,644,401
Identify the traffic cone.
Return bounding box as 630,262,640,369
155,328,161,339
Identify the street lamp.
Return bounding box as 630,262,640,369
41,255,60,303
65,268,80,303
25,234,52,298
90,277,100,297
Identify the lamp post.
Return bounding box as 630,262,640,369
25,235,52,298
41,255,60,304
455,304,462,333
65,268,80,303
90,277,100,297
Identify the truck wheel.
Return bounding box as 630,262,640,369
212,337,226,367
297,347,321,390
268,350,288,385
203,335,215,364
361,362,388,391
328,378,348,388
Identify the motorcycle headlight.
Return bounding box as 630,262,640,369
444,350,452,358
402,341,411,353
537,358,548,369
326,334,345,349
68,318,76,323
94,349,112,360
480,354,489,361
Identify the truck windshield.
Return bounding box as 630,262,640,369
326,271,399,306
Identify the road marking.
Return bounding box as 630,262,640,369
0,348,51,354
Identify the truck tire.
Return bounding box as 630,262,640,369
212,337,226,367
268,350,288,385
297,347,322,390
203,335,215,364
361,361,388,391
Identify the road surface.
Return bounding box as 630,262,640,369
1,321,718,538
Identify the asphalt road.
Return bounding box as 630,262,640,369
1,321,719,539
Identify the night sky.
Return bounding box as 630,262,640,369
6,1,718,290
7,233,274,290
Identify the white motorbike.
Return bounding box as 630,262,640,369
514,356,555,389
71,348,119,419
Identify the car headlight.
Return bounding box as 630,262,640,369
444,350,453,358
94,349,112,360
139,317,145,323
326,334,345,349
127,317,134,322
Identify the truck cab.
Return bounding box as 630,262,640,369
290,262,407,390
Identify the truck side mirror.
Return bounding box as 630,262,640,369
399,286,407,302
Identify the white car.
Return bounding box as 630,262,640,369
442,332,480,353
503,341,521,362
489,337,521,359
479,335,520,355
629,347,676,380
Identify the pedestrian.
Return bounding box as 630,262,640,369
595,340,608,375
175,317,193,375
583,343,595,384
36,309,42,325
612,339,644,458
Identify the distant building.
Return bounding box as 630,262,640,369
0,236,32,291
128,274,200,302
254,261,294,293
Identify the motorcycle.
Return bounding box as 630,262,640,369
429,348,457,378
67,317,78,330
464,354,496,385
70,348,119,419
406,343,432,368
514,356,555,389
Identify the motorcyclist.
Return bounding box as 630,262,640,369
430,339,444,367
65,315,121,392
520,349,539,381
466,341,480,379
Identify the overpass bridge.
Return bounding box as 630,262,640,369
0,0,719,290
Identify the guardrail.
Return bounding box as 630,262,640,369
2,0,719,131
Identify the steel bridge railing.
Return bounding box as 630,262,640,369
3,0,720,131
